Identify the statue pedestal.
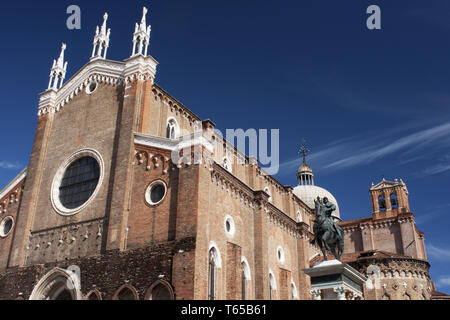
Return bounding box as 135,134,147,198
304,260,367,300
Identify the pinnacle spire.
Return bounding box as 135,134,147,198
91,12,111,60
297,139,314,186
298,139,310,166
48,43,68,90
131,7,151,57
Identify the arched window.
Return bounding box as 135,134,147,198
297,210,303,223
208,248,217,300
241,262,247,300
269,272,276,300
146,280,174,300
291,282,298,300
390,193,398,209
29,267,81,300
166,118,179,140
113,285,138,300
85,290,102,300
378,195,386,211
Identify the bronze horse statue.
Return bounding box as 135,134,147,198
311,196,344,261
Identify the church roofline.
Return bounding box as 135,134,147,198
0,167,27,201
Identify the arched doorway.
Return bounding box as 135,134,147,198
29,267,81,300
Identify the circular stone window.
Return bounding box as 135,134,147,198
51,149,104,216
277,246,285,264
86,81,98,95
224,215,235,237
0,216,14,237
145,180,167,206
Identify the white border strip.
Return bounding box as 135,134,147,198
0,168,27,200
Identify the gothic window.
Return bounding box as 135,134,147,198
269,272,276,300
297,210,303,223
85,290,102,300
166,118,179,140
114,286,138,300
378,195,386,211
241,262,246,300
148,282,173,300
390,193,399,209
208,248,217,300
59,156,100,210
291,282,298,300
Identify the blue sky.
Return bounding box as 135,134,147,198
0,0,449,293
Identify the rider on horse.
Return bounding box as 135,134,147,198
311,197,344,261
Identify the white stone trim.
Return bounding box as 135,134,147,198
277,245,285,264
291,280,299,299
144,180,167,206
0,168,27,200
208,241,222,269
134,132,214,154
268,269,277,290
241,256,251,280
50,149,105,216
29,267,82,300
224,215,236,238
166,117,180,140
0,216,14,238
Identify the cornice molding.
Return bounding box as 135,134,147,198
38,56,158,117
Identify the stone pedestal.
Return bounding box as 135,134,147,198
304,260,367,300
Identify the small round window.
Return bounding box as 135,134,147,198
145,181,167,206
224,215,235,237
86,81,98,95
277,246,285,264
0,216,14,237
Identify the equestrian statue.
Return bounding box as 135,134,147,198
310,196,345,261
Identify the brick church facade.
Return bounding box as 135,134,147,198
0,8,445,300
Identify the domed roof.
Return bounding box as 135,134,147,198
298,163,313,174
293,185,341,220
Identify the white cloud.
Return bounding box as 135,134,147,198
324,122,450,170
427,244,450,261
277,122,450,177
437,277,450,287
0,161,21,170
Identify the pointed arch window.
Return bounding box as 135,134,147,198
166,118,179,140
208,248,217,300
241,262,247,300
390,193,399,209
269,272,276,300
378,195,386,211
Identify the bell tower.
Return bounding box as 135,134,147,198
369,178,410,219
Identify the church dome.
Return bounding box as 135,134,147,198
293,185,341,220
294,141,341,220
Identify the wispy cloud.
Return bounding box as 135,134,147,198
415,203,450,225
0,161,21,170
427,244,450,262
324,122,450,171
278,122,450,176
437,277,450,288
